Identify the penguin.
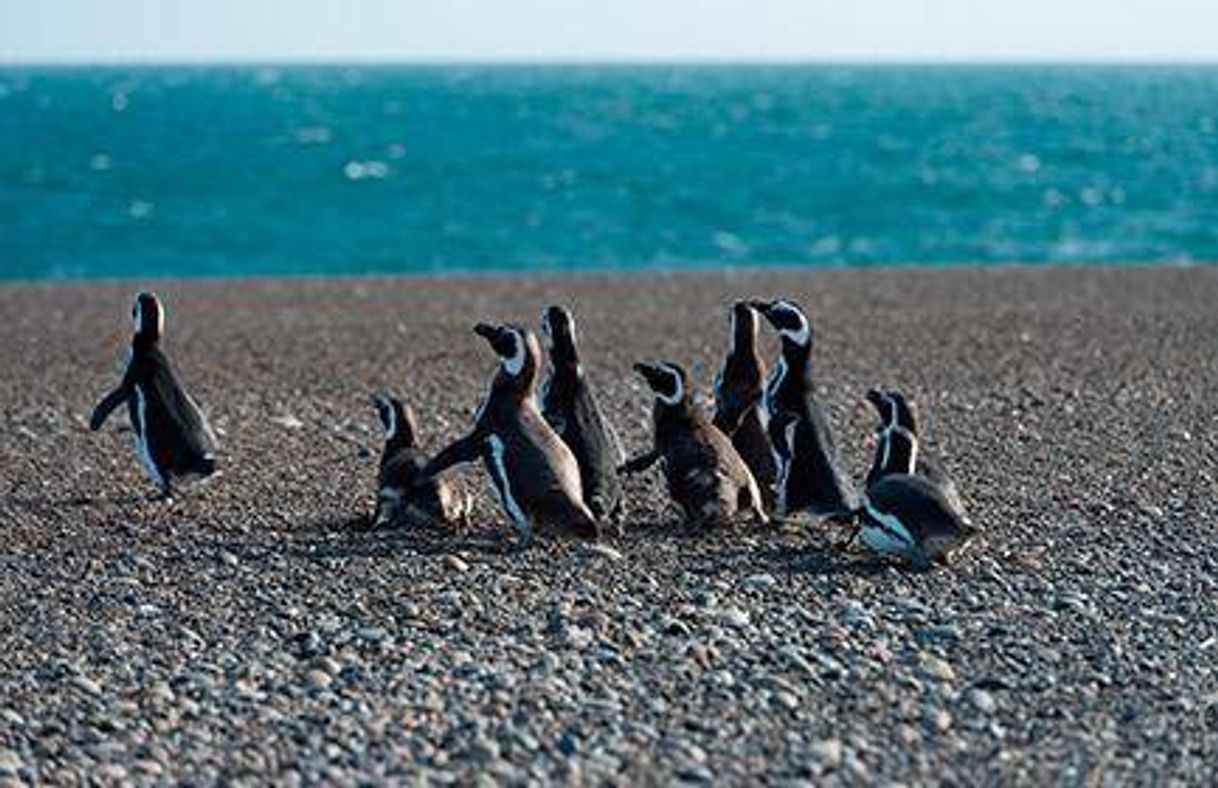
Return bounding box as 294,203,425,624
711,301,777,511
89,292,217,500
750,299,856,519
370,393,469,530
418,323,599,548
857,421,977,570
539,305,625,526
620,361,767,529
863,389,963,511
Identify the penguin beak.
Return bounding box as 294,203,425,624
865,389,887,412
747,300,776,323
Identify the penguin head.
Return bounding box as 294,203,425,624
634,361,688,406
750,299,811,347
371,393,417,448
885,390,919,435
132,292,165,343
729,301,761,350
475,322,540,390
866,388,899,432
540,305,579,363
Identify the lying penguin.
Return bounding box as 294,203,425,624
857,403,977,570
750,299,856,520
539,305,625,528
712,301,777,511
89,292,217,501
418,323,599,548
864,388,964,512
370,393,468,529
621,361,767,529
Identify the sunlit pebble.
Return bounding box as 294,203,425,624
129,200,154,219
89,154,112,172
1018,154,1041,174
111,92,128,112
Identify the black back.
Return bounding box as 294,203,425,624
539,305,624,519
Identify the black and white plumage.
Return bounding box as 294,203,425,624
539,305,625,526
621,361,767,529
750,299,856,519
858,423,977,570
370,393,468,529
89,292,217,499
419,323,599,548
864,389,963,512
712,301,777,511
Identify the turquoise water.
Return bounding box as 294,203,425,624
2,65,1218,279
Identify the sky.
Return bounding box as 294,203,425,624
2,0,1217,64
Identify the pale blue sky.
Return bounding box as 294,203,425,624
2,0,1217,63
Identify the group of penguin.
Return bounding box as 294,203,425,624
91,293,977,571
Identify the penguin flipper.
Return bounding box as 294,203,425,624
90,384,130,431
420,432,484,479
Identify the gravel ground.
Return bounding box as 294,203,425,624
1,266,1217,785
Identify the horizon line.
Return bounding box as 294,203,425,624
4,54,1218,69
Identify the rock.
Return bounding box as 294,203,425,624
969,688,998,714
742,573,777,590
922,656,956,683
675,763,715,783
581,543,623,562
271,414,304,429
444,555,470,573
717,607,750,629
71,676,102,697
306,669,333,689
809,739,843,769
0,748,22,775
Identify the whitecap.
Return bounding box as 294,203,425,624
111,92,128,112
129,200,154,219
90,153,112,172
294,126,332,145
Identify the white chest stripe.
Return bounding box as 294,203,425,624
133,385,166,489
487,435,531,539
860,498,915,555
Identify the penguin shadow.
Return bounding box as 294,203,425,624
284,514,511,561
1,491,160,513
741,539,895,578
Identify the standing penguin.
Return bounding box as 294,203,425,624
89,292,218,500
620,362,767,529
750,299,856,519
712,301,777,511
370,393,468,529
858,418,977,570
418,323,599,548
864,389,963,511
539,305,625,526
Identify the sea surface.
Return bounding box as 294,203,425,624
2,65,1218,279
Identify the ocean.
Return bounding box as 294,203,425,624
2,64,1217,280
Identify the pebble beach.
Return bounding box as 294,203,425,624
1,265,1217,784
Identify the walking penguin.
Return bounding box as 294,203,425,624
89,292,217,500
539,305,625,527
418,323,600,548
750,299,856,519
620,361,767,529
